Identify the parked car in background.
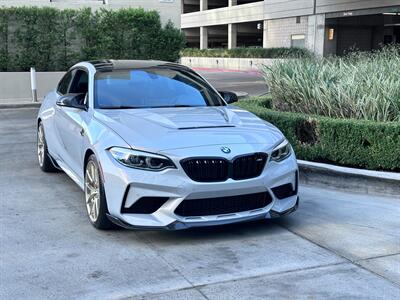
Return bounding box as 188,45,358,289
37,60,299,230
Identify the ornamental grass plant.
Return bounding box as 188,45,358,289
262,45,400,122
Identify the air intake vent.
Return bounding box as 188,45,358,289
178,125,235,130
121,197,169,214
272,171,298,199
175,192,272,217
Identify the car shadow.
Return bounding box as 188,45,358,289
114,218,291,246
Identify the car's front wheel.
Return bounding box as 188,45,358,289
37,122,59,172
84,154,115,230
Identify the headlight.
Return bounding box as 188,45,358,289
271,140,292,162
109,147,176,171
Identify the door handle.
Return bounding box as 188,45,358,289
80,128,85,136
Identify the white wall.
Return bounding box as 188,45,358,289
264,0,314,19
316,0,400,14
265,16,309,48
181,2,264,28
0,72,64,103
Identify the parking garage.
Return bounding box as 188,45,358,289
181,1,400,56
182,0,264,49
182,0,263,13
183,21,263,48
324,7,400,56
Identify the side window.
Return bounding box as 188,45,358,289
57,71,74,95
69,70,89,95
291,34,306,48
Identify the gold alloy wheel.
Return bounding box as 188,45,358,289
85,160,101,223
37,124,45,167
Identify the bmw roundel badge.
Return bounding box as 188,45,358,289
221,146,231,154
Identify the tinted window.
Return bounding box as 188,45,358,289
57,71,74,95
69,70,88,94
94,67,225,109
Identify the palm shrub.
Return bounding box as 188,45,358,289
263,46,400,122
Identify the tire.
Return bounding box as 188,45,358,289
37,122,59,172
84,154,115,230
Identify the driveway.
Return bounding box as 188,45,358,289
0,108,399,299
198,69,268,97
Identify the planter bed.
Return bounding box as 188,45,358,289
236,98,400,171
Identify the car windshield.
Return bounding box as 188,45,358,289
94,67,225,109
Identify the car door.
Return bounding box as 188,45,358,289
44,70,74,160
54,69,89,179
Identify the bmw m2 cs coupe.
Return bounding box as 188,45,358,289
37,60,299,230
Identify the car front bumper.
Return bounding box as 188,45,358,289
98,144,299,230
106,196,299,230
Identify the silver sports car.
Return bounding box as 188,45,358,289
37,60,299,230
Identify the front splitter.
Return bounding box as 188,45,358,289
106,197,299,231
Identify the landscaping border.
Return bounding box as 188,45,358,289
298,160,400,197
236,98,400,171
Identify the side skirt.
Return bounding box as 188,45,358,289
55,159,85,190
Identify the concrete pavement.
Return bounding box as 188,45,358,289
0,108,399,300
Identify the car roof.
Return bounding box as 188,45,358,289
86,59,185,72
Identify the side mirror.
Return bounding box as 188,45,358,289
56,93,86,110
219,91,238,104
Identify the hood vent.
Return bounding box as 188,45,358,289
178,125,235,130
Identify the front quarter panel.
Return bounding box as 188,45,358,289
84,112,130,156
38,90,61,158
82,112,135,215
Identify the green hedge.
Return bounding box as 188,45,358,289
236,98,400,171
181,47,312,59
0,7,185,71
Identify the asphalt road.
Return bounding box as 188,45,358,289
198,70,268,97
0,108,399,300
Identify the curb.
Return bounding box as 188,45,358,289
298,160,400,197
0,102,41,109
234,91,249,99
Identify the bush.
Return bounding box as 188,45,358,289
181,47,312,59
262,45,400,122
0,7,186,71
236,98,400,171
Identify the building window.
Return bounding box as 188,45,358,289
296,16,301,24
291,34,305,48
328,28,335,41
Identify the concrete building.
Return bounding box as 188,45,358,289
181,0,400,56
0,0,181,26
